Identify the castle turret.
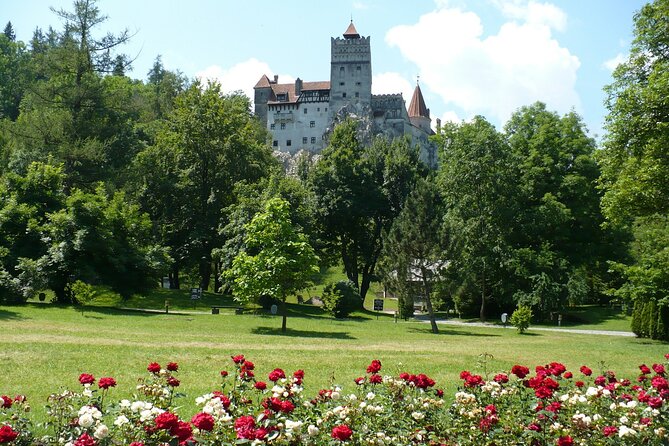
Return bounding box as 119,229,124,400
254,74,273,125
408,81,432,133
329,21,372,120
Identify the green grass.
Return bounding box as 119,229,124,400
1,301,666,425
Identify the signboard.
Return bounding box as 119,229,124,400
270,304,278,315
190,288,202,300
373,299,384,311
501,313,508,324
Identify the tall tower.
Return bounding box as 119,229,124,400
408,80,432,133
329,21,372,120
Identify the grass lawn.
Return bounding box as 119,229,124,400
1,298,666,425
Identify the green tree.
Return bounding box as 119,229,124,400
436,117,515,321
598,0,669,340
226,198,319,332
380,177,450,333
136,80,275,290
310,119,424,301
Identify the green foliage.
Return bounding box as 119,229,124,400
510,305,533,334
321,280,361,319
70,280,96,311
436,116,514,321
310,118,425,301
226,198,319,330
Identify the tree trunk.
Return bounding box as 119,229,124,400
169,265,180,289
213,261,221,293
199,257,211,291
421,267,439,334
281,300,287,332
480,262,487,322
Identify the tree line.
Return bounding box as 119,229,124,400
1,0,667,339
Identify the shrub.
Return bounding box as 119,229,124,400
70,280,96,312
321,280,360,318
510,305,533,333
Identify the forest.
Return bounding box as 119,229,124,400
0,0,667,340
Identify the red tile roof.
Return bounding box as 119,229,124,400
254,74,271,88
343,21,360,39
266,81,330,104
408,84,429,118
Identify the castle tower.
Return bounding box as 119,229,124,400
329,21,372,120
253,74,276,126
408,80,432,133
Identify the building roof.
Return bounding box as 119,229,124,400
254,74,271,88
343,21,360,39
266,81,331,105
408,83,429,118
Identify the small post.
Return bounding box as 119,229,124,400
558,314,562,327
165,299,169,314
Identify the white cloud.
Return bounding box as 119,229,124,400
440,110,463,125
196,58,294,102
372,72,414,103
603,53,626,72
352,1,368,10
385,2,580,125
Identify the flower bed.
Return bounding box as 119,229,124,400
1,354,668,445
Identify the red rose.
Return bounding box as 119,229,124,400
220,370,229,377
73,432,97,446
0,425,19,443
369,374,382,384
354,377,365,385
603,426,617,437
579,365,592,376
527,423,541,432
640,364,651,374
366,359,382,374
167,377,180,387
652,363,666,375
399,372,410,381
78,373,95,385
280,400,295,413
155,412,179,430
255,427,269,440
268,368,286,382
129,443,144,446
511,365,529,379
436,388,444,397
98,377,116,390
0,396,12,409
170,420,192,442
231,355,245,364
234,415,256,440
594,375,606,386
147,362,161,374
648,396,663,409
575,381,585,388
293,369,305,379
166,362,179,372
494,373,509,383
563,371,573,379
331,424,353,441
255,381,267,390
557,435,573,446
459,370,471,380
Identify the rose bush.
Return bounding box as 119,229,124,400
1,354,668,445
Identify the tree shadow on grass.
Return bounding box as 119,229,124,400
251,326,356,339
0,308,26,321
407,327,501,337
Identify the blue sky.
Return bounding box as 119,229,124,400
3,0,646,139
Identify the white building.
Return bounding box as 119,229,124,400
254,22,437,166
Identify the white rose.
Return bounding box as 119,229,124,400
308,424,320,436
114,415,129,426
94,424,109,439
412,411,425,421
78,413,94,428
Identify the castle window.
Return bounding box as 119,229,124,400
356,82,361,86
273,140,278,147
304,108,307,114
287,140,292,146
311,137,316,144
340,66,345,73
342,93,347,98
325,108,328,111
317,107,320,112
357,66,361,71
280,123,286,130
355,92,359,98
310,121,315,128
270,123,275,130
303,137,308,144
340,82,345,86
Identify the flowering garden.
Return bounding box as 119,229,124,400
1,353,669,445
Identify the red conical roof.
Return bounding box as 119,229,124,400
408,83,429,118
343,21,360,39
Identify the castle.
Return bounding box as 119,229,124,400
253,21,438,167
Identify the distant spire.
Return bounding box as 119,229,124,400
408,82,430,118
343,20,360,39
